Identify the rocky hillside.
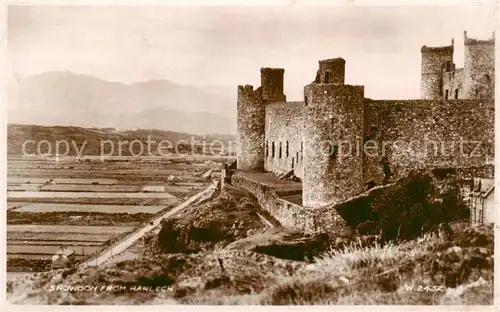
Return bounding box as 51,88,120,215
334,168,470,242
7,176,492,305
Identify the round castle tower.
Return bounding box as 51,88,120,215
420,41,454,99
236,68,285,171
463,30,495,99
303,58,365,208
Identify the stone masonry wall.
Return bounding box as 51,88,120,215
236,85,265,171
363,99,494,185
442,68,465,99
303,83,365,208
264,101,305,179
463,40,495,99
420,45,454,99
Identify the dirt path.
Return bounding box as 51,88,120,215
80,180,218,267
256,212,274,228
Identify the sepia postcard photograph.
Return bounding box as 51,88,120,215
1,0,498,307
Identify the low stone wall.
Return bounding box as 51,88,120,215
231,172,351,235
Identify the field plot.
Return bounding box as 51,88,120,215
8,191,177,199
7,177,51,184
6,225,134,269
8,203,25,210
8,240,103,246
6,156,218,272
8,198,172,205
51,178,118,184
40,184,140,192
13,203,173,214
7,224,135,234
7,159,218,182
7,184,44,191
7,245,102,256
7,254,84,261
7,232,111,243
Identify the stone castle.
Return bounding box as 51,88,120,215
236,30,495,210
421,31,495,100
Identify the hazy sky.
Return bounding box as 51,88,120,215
7,4,498,100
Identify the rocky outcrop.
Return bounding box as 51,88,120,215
149,186,268,254
225,228,332,262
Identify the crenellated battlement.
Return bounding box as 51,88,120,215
420,45,454,53
464,30,495,45
238,84,256,93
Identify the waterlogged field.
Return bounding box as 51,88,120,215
6,156,218,271
8,191,177,199
7,245,102,256
6,225,134,268
39,184,141,192
7,232,112,243
7,225,136,234
50,178,118,184
13,203,172,214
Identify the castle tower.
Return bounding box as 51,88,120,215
261,68,286,102
420,42,454,99
316,58,345,84
463,30,495,99
236,85,265,171
236,68,285,171
303,58,365,208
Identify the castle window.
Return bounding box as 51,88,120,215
304,96,308,106
296,152,299,162
445,89,449,99
279,142,282,158
265,141,268,157
291,157,295,169
324,71,331,84
454,89,459,99
286,141,289,157
329,142,338,159
272,142,275,158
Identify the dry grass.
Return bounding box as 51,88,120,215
253,225,493,305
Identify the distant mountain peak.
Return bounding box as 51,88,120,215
9,71,236,134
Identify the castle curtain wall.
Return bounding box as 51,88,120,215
264,101,305,179
442,68,465,99
363,99,494,184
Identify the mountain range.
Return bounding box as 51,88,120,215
8,72,237,135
